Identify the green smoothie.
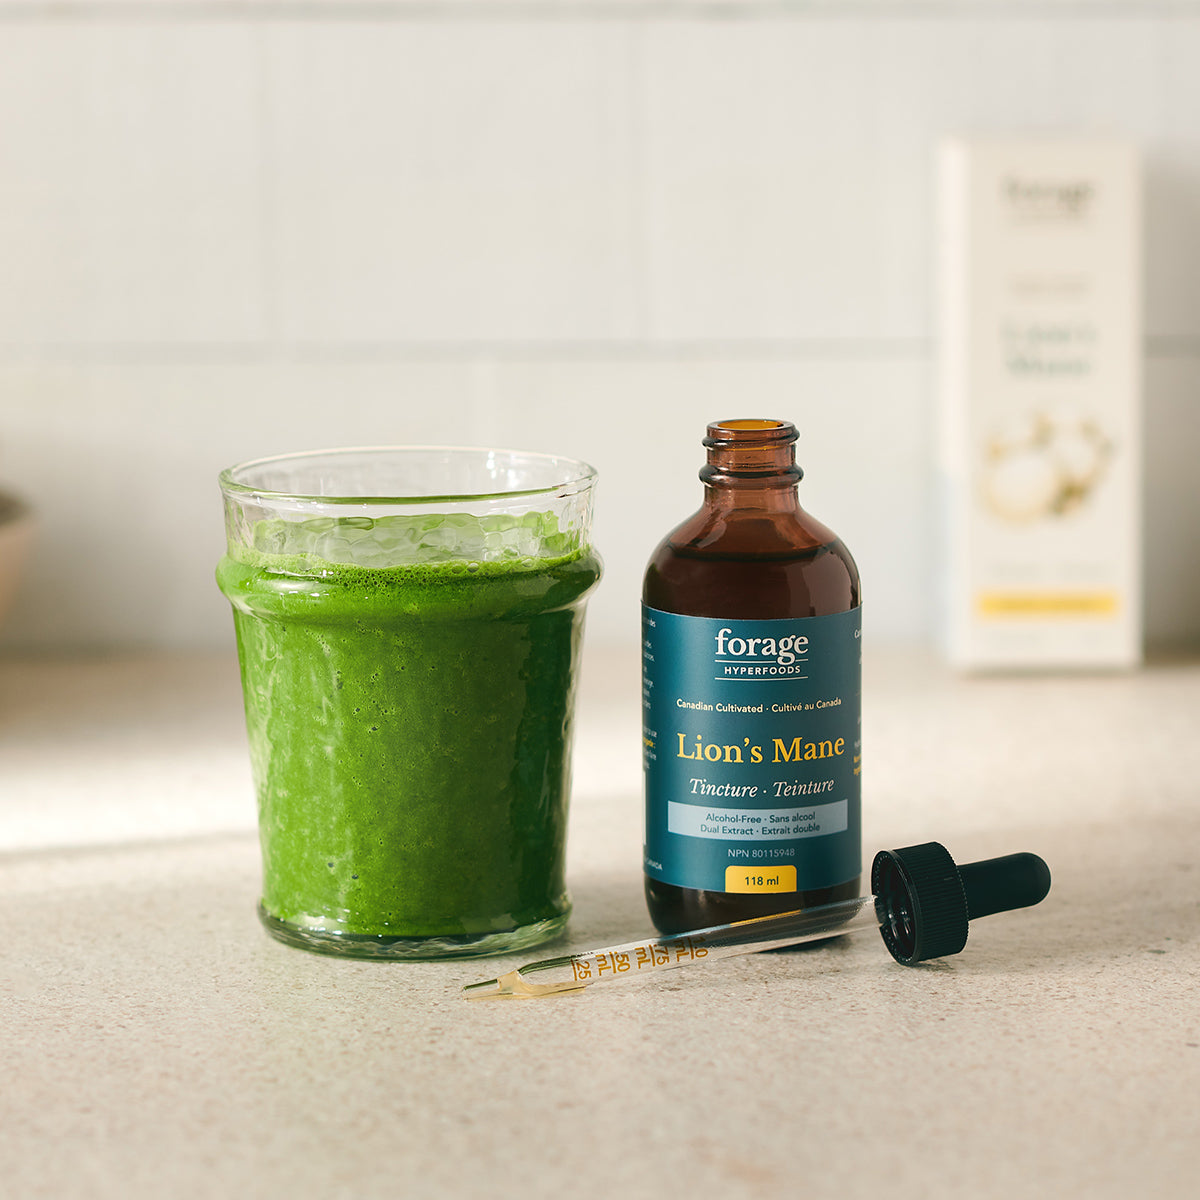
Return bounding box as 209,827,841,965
216,511,600,957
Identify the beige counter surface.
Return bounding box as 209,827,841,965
1,648,1197,1199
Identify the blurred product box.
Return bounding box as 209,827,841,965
938,137,1142,669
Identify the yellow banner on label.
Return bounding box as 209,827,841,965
724,866,797,894
977,591,1120,619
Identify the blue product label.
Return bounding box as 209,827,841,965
642,605,862,895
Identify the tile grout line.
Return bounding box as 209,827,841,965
0,336,1198,366
1,2,1199,22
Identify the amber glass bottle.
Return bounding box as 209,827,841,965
642,419,862,935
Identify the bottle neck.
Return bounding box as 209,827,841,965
700,419,803,510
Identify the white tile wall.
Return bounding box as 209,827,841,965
265,22,639,343
0,4,1198,654
641,21,886,340
0,24,267,347
642,16,1200,343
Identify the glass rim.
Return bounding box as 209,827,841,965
219,445,598,506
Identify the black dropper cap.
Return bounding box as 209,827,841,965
870,842,1052,965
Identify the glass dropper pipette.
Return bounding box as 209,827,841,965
464,842,1051,1000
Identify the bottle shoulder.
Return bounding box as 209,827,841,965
652,498,845,555
643,504,860,619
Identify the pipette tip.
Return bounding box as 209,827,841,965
462,969,587,1001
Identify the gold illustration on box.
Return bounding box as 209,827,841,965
981,410,1113,523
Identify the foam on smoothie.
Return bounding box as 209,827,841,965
244,510,581,569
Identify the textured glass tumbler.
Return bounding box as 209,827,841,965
216,447,601,959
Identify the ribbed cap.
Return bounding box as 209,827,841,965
871,842,970,965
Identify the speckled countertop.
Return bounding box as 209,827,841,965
2,647,1197,1199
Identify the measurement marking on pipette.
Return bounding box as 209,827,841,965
570,936,710,983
